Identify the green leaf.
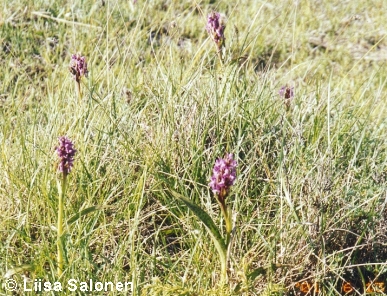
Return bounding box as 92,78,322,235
170,190,227,265
66,205,106,225
247,267,266,281
233,267,267,293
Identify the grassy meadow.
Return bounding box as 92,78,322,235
1,0,387,295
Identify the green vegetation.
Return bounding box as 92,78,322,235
1,0,387,295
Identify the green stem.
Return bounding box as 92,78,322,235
217,48,224,67
220,254,227,286
57,173,67,277
218,52,223,66
76,81,82,103
218,200,232,284
219,201,232,246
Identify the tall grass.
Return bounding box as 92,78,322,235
1,0,387,295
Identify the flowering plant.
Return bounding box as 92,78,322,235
172,153,237,284
279,85,294,109
69,54,88,100
55,136,76,276
206,12,226,62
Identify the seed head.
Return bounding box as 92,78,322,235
209,153,237,201
56,136,77,175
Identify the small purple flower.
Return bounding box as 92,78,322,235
279,85,294,108
206,12,225,50
56,136,77,175
69,54,88,83
279,85,294,100
209,153,237,201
